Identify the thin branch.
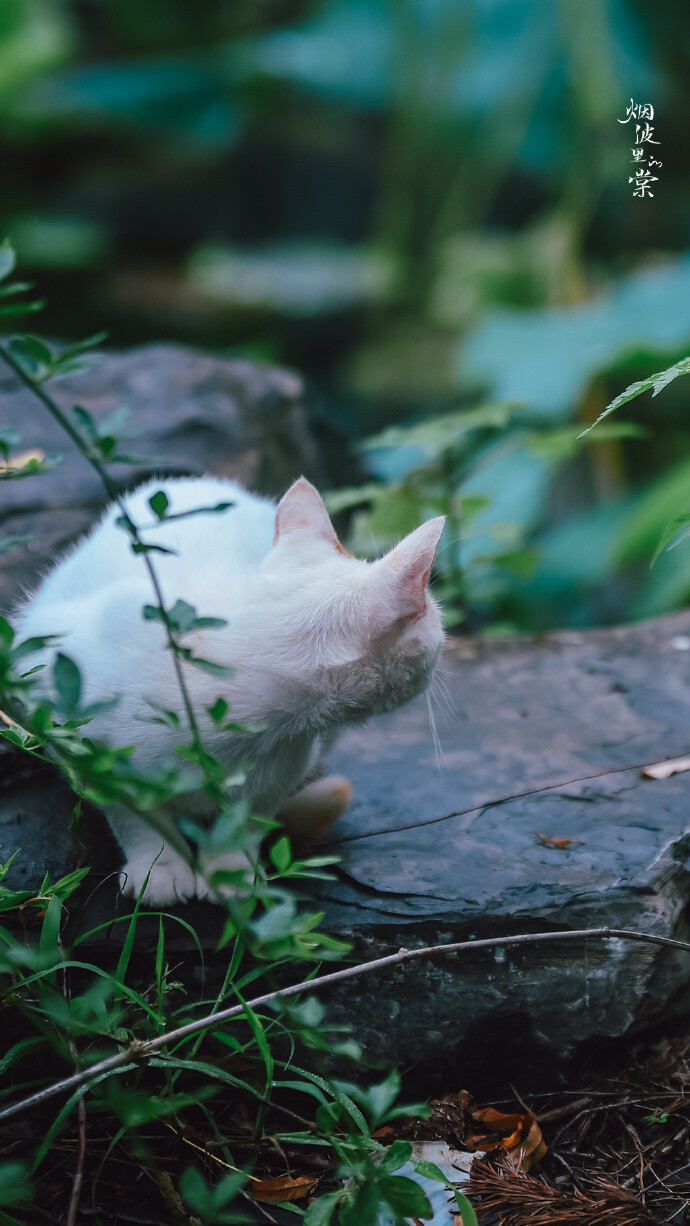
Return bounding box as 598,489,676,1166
65,1095,86,1226
61,959,86,1226
0,925,688,1126
0,341,201,745
328,756,690,844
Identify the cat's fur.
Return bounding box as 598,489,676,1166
15,476,445,905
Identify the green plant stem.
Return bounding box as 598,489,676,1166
0,924,688,1125
0,341,202,748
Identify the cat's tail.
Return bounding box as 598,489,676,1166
277,774,352,847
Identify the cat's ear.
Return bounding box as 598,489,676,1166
381,517,445,617
273,477,346,551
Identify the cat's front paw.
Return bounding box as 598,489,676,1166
119,852,206,907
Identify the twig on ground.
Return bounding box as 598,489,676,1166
536,1096,594,1124
1,924,690,1126
65,1096,86,1226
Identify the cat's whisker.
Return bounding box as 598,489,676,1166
435,671,458,712
426,689,444,774
430,673,461,730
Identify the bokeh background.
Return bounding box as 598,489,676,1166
2,0,690,633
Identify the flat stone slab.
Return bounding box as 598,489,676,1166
321,619,690,918
5,612,690,1090
310,614,690,1089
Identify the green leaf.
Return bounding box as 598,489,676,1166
0,886,34,911
6,335,51,379
98,405,131,439
361,402,516,459
323,483,386,514
187,655,233,677
528,421,648,459
615,457,690,565
339,1182,380,1226
0,240,17,282
581,354,690,436
0,1162,32,1209
0,428,20,460
53,652,81,714
148,490,169,520
269,836,292,874
114,863,147,994
456,494,491,522
291,1067,369,1135
348,1069,401,1128
452,1190,479,1226
155,915,165,996
56,330,108,363
0,1037,43,1079
252,898,298,942
142,701,180,728
0,297,44,317
131,541,177,555
379,1140,413,1173
650,512,690,567
0,281,34,298
168,599,197,632
45,866,90,900
378,1174,432,1219
104,1083,216,1129
180,1167,212,1216
303,1190,341,1226
411,1159,449,1184
207,697,229,725
38,893,62,983
157,499,234,523
489,548,540,576
72,404,98,441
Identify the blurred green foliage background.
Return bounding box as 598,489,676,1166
2,0,690,633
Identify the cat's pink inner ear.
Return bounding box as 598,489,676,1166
273,477,345,550
384,516,445,616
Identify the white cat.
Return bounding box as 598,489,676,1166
15,476,445,905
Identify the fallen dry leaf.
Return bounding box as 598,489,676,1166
471,1107,547,1173
252,1174,321,1203
536,833,583,848
397,1091,546,1173
641,754,690,780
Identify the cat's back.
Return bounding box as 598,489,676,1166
122,477,276,575
18,477,277,625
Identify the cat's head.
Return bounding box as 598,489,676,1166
255,478,445,725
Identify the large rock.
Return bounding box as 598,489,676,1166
0,342,347,614
4,604,690,1090
4,346,690,1089
315,614,690,1090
